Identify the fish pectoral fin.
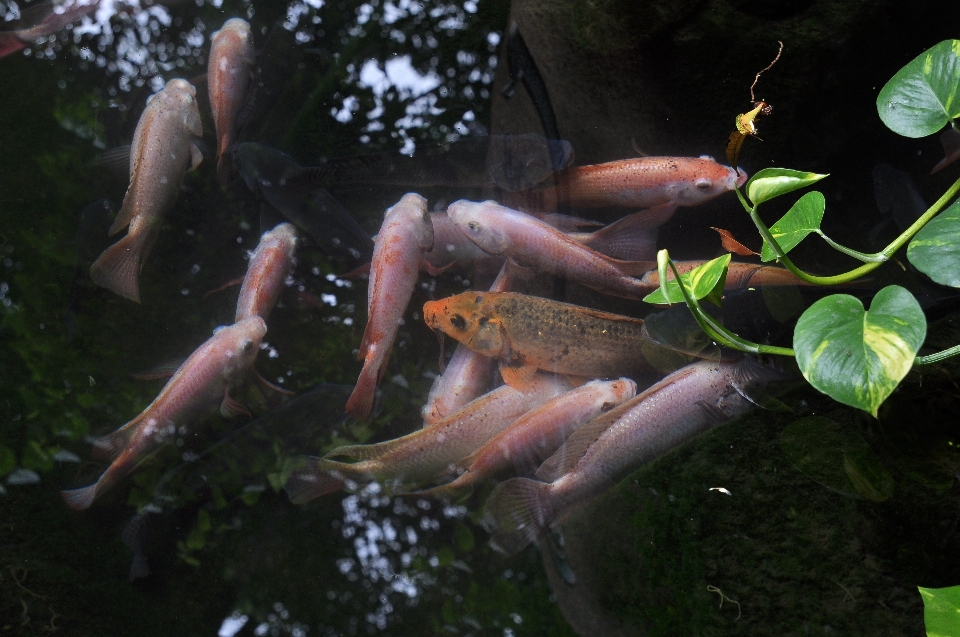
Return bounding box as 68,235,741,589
422,258,456,277
498,361,539,391
694,400,729,426
203,276,245,300
220,391,252,418
249,369,296,406
505,259,537,281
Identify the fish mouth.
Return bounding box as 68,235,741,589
422,302,441,330
735,168,749,188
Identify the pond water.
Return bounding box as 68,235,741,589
3,0,960,635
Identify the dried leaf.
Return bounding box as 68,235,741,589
710,227,759,256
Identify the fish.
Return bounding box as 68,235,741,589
0,0,101,59
539,156,747,209
421,378,637,500
298,134,574,193
345,193,433,418
481,357,787,555
638,260,811,291
235,222,298,322
422,291,715,390
231,142,374,262
208,18,255,187
284,373,574,502
89,78,203,302
447,199,666,300
60,316,268,511
424,208,614,272
421,263,513,426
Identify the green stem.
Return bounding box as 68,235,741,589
741,173,960,285
665,260,796,358
815,231,888,263
915,344,960,365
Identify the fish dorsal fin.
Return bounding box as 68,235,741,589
578,203,677,262
498,361,539,391
535,410,618,482
90,414,147,461
129,358,185,380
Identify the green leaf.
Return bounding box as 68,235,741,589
919,585,960,637
878,40,960,138
780,416,894,501
907,199,960,286
745,168,828,206
642,254,731,305
760,191,826,262
794,286,926,416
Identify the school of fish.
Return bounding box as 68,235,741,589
61,17,804,568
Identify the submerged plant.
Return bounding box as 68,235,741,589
649,39,960,417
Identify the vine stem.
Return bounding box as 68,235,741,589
663,257,795,358
739,173,960,285
915,344,960,365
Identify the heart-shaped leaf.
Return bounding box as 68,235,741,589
907,199,960,287
642,254,731,305
746,168,828,206
919,585,960,637
793,286,926,416
760,191,826,262
877,40,960,138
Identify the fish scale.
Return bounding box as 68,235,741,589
424,292,711,387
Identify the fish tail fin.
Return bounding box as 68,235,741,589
60,464,121,511
581,203,677,262
216,142,232,187
0,33,27,59
345,359,380,419
482,478,553,556
283,456,347,504
90,232,146,302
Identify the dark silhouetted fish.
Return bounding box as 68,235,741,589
231,142,373,262
300,134,574,194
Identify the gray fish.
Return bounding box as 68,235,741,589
482,357,788,555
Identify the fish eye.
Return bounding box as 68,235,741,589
695,178,712,190
241,339,254,352
468,221,480,231
450,314,467,330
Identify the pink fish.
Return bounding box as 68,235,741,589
421,262,512,427
208,18,255,186
482,358,785,555
60,316,268,510
90,79,203,302
447,199,657,300
421,378,637,500
235,223,298,322
548,156,747,208
345,193,433,418
285,373,574,503
0,0,100,59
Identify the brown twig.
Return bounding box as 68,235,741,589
750,41,784,103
